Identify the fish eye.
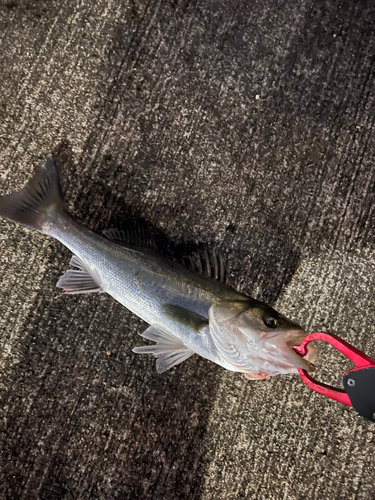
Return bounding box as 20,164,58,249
263,316,281,329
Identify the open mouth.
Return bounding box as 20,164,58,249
262,330,318,372
292,340,318,372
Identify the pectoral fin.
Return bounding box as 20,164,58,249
132,325,194,373
162,304,208,332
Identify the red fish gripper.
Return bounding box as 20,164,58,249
294,332,375,422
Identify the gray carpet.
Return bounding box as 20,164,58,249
0,1,374,498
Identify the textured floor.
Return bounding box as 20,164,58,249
0,1,374,499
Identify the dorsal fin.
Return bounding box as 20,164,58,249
182,246,229,283
102,221,157,250
104,223,228,283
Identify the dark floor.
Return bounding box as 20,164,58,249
0,0,374,499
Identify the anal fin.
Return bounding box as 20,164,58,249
132,325,194,373
56,255,102,294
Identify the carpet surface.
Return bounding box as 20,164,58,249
0,1,374,498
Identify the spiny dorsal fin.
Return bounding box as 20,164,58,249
103,224,228,283
102,222,157,251
182,246,228,283
132,325,194,373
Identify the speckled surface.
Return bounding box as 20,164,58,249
0,0,374,498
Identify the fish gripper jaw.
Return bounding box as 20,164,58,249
294,332,375,422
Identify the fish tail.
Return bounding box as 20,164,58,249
0,158,65,233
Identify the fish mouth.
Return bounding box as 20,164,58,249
261,330,318,373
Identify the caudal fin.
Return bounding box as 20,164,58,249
0,158,65,233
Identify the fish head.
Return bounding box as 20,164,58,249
209,300,318,379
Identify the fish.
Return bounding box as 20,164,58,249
0,158,317,379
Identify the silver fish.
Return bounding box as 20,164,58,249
0,159,316,378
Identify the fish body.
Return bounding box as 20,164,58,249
0,159,316,378
47,210,241,368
